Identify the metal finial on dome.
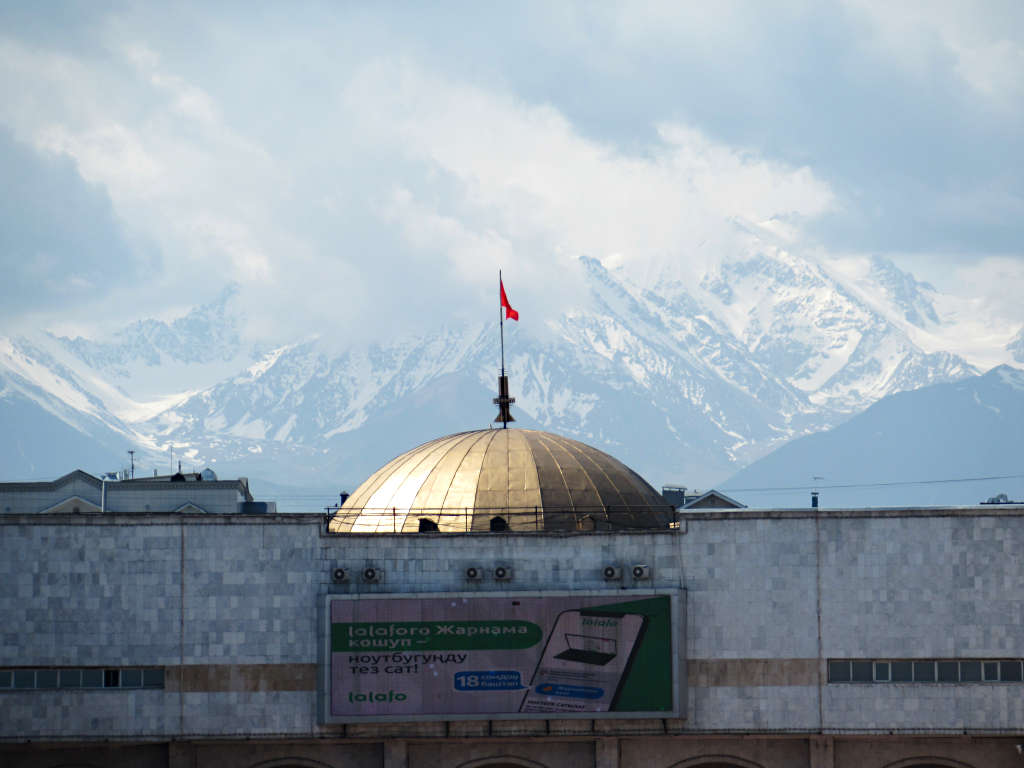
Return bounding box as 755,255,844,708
494,270,518,429
493,374,515,427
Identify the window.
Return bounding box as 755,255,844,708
851,661,873,682
891,661,913,682
959,661,981,682
913,661,935,682
828,660,850,682
13,670,34,689
937,661,959,682
0,667,164,691
828,658,1024,684
1000,660,1023,682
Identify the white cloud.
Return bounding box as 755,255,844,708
0,36,286,324
842,0,1024,111
344,61,834,296
0,4,1018,354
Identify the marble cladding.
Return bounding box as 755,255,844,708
1,510,1023,738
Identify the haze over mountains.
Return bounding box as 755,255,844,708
3,230,1019,511
722,365,1024,508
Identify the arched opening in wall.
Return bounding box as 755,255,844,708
418,517,439,532
669,758,767,768
249,758,336,768
490,516,509,532
456,757,550,768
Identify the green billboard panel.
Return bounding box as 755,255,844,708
326,592,679,720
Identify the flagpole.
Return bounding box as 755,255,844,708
494,270,515,429
499,269,505,377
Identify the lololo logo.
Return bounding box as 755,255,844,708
348,690,408,703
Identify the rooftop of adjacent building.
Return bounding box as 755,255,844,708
0,469,269,515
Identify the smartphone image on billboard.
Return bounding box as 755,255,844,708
519,608,647,714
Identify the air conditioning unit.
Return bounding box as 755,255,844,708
362,567,383,583
631,564,651,580
465,566,483,581
602,565,622,581
332,567,349,583
494,565,514,581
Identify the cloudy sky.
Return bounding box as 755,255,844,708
1,1,1021,348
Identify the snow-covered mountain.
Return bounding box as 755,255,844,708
0,243,990,507
1009,327,1024,363
721,365,1024,509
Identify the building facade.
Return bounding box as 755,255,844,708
2,499,1024,767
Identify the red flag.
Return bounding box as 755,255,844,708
500,279,519,321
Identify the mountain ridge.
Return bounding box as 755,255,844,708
0,244,990,505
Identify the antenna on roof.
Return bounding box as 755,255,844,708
127,450,135,479
494,270,518,428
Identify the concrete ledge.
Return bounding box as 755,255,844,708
687,658,819,687
166,664,317,692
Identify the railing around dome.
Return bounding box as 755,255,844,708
323,504,677,534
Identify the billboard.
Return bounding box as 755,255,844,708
325,591,679,721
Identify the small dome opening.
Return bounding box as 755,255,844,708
489,516,509,532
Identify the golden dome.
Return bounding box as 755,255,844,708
329,428,674,533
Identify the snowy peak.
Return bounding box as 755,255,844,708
697,248,974,411
57,285,243,373
0,243,993,499
867,255,940,328
1008,327,1024,364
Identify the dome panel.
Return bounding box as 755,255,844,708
329,428,673,533
410,431,482,527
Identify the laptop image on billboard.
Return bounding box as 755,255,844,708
553,633,617,666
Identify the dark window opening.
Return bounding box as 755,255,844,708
1000,660,1023,681
913,661,935,682
13,670,34,689
851,661,873,682
0,667,165,691
828,661,850,682
489,516,508,532
960,661,982,682
937,661,959,682
829,658,1024,685
891,661,913,682
417,518,439,532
